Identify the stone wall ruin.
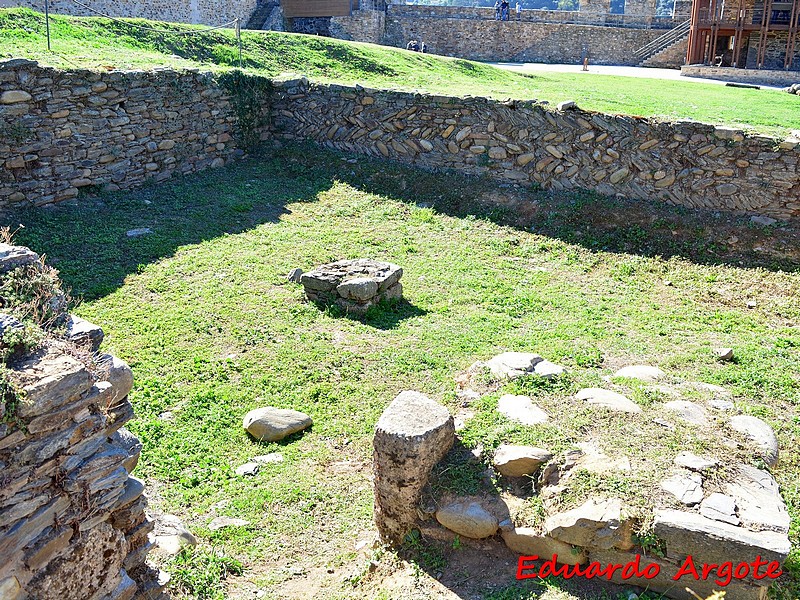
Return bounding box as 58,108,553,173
373,354,792,600
2,59,799,220
0,243,164,600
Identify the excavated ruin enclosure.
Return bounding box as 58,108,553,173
300,259,403,315
0,243,165,600
373,352,791,600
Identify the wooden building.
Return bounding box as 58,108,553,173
687,0,800,69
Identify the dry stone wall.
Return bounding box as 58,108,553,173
0,59,258,209
272,77,800,220
5,0,256,26
383,12,669,64
0,244,164,600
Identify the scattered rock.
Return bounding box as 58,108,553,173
493,444,552,477
557,100,577,111
746,299,757,309
496,394,549,425
486,352,543,379
235,462,260,477
373,391,454,544
287,268,303,283
750,215,777,227
575,443,631,473
700,493,739,526
715,347,734,361
153,515,197,555
533,360,565,379
708,398,735,411
435,501,498,539
252,453,284,464
728,415,779,466
662,400,709,427
576,388,641,413
243,407,313,442
613,365,665,382
545,497,633,550
126,228,153,237
673,451,718,473
502,528,587,565
660,471,703,505
209,517,250,531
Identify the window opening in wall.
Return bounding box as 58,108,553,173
609,0,625,14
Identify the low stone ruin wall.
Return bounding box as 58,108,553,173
372,354,792,600
271,77,800,220
0,59,258,209
0,244,163,600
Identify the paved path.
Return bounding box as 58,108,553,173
488,62,783,89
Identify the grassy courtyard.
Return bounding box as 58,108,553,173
8,142,800,599
1,8,800,137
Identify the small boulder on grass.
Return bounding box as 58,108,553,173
243,407,312,442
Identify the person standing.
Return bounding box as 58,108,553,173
515,1,522,20
501,0,510,20
494,0,501,20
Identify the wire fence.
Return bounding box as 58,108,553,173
41,0,245,66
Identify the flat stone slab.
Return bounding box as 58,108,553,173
533,360,565,379
575,388,642,413
486,352,543,379
662,400,709,427
700,493,739,526
673,451,718,472
613,365,665,382
724,465,790,534
66,314,104,352
728,415,779,466
493,444,552,477
654,508,791,569
502,528,587,565
496,394,549,425
660,472,704,506
544,497,632,550
435,501,498,539
243,407,312,442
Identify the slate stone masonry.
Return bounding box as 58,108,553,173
271,77,800,220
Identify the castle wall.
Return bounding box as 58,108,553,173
2,0,256,26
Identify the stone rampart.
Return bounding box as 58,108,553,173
0,244,164,600
682,64,800,87
0,59,268,209
383,8,675,64
271,77,800,220
4,0,256,27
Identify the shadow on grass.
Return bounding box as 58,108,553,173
5,140,798,305
309,297,427,330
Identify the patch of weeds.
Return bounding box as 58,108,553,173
428,448,488,498
0,119,33,145
0,262,68,329
167,545,244,600
216,70,272,150
632,529,666,558
514,494,547,529
573,345,604,368
0,363,25,425
403,529,447,572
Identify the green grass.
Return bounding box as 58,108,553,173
2,8,800,137
8,141,799,599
